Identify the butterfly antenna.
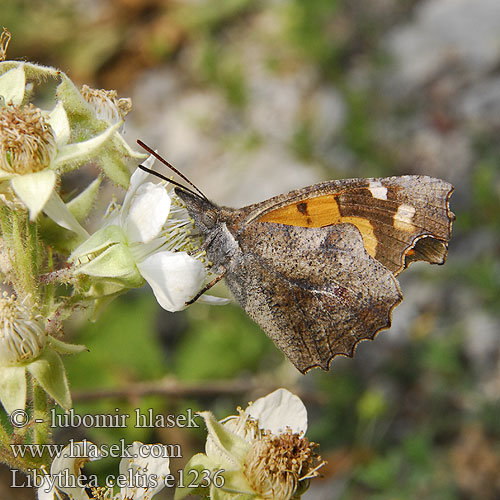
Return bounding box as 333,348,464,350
137,140,208,200
137,163,203,198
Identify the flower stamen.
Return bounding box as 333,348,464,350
80,84,132,124
0,292,46,366
244,429,324,500
0,104,56,174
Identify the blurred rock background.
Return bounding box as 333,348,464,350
2,0,499,498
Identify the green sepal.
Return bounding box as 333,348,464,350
67,176,102,222
70,224,127,262
74,243,140,282
39,178,103,253
200,411,251,468
175,453,214,500
56,73,141,187
87,287,126,321
56,73,97,125
26,349,72,410
0,61,59,85
214,470,256,497
210,482,254,500
0,366,26,414
96,148,132,188
47,336,88,355
54,121,122,172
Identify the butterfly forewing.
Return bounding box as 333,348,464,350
250,175,454,275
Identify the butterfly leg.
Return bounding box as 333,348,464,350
185,269,227,305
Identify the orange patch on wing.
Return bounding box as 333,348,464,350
258,194,377,257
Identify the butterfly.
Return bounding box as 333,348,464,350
138,141,454,373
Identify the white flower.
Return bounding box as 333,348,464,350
0,63,121,225
177,389,324,500
38,441,170,500
70,155,228,311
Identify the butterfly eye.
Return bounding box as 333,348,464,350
201,211,217,229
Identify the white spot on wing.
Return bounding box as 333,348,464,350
394,204,416,232
368,181,387,200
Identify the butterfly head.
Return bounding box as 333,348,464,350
174,187,220,235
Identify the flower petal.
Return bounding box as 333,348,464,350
119,442,170,500
0,63,25,105
37,475,56,500
121,156,157,219
0,366,26,414
48,101,70,146
245,388,308,435
49,441,99,500
43,191,89,239
11,170,56,220
137,251,206,312
125,183,171,244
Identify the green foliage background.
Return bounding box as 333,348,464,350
2,0,500,499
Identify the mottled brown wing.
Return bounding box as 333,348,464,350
225,222,402,373
246,175,454,275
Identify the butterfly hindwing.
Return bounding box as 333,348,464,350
226,222,402,373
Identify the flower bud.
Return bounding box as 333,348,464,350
80,84,132,124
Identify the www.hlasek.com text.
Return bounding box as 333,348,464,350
11,439,181,461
